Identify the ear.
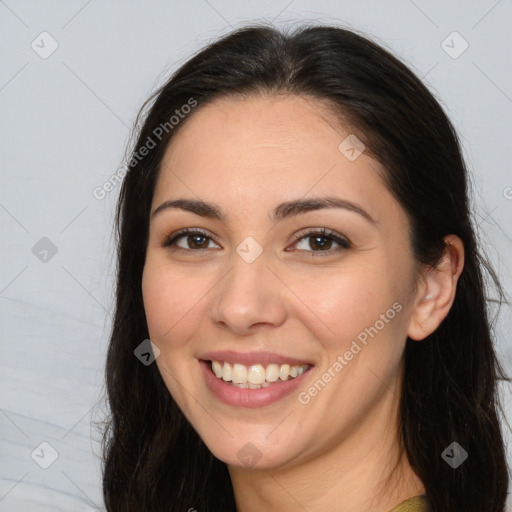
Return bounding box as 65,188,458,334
407,235,465,341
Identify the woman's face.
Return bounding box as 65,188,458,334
142,94,421,470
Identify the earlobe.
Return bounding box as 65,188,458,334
407,235,465,341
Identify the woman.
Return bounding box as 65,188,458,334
101,24,509,511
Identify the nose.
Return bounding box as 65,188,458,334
209,250,287,336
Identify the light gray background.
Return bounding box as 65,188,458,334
1,0,511,510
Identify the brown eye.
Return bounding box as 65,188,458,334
182,234,210,249
291,228,351,255
163,229,220,252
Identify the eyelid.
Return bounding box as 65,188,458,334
290,227,351,253
292,227,350,244
161,227,220,249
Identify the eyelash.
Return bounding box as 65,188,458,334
161,227,351,256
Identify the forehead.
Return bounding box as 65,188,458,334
163,94,349,164
152,94,398,227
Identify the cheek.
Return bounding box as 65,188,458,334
301,270,408,402
142,260,208,414
141,259,208,345
290,265,401,346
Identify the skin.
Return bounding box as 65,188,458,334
141,94,464,512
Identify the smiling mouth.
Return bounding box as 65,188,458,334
205,360,312,389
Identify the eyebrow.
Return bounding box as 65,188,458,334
151,196,376,224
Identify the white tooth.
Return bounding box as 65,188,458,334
265,363,279,382
213,360,308,384
233,382,248,388
222,362,232,382
279,364,290,381
232,363,248,384
248,364,266,385
212,360,222,378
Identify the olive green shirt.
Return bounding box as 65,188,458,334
389,495,429,511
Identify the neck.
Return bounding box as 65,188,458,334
228,372,425,512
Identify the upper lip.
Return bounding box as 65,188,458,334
199,350,313,367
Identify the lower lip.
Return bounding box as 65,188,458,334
199,360,313,408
